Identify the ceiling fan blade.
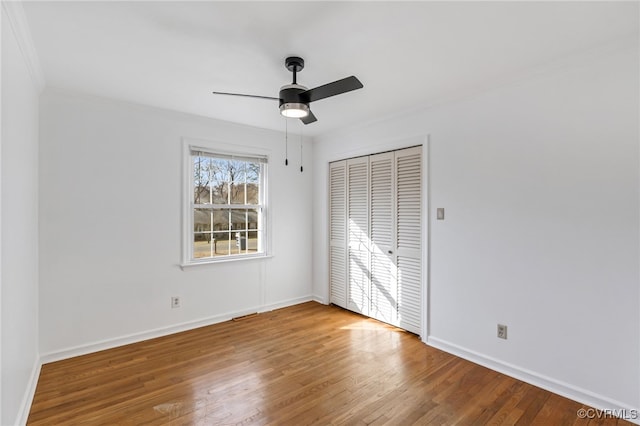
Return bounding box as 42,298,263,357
301,76,363,103
212,91,279,101
300,110,317,125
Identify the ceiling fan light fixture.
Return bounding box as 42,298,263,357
280,102,309,118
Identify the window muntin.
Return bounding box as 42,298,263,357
189,149,266,262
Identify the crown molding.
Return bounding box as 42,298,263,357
2,1,45,92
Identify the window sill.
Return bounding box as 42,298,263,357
180,254,273,270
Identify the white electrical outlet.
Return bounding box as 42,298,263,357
171,296,181,309
497,324,507,339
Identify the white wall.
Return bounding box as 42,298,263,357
39,91,313,358
1,9,41,426
313,44,639,412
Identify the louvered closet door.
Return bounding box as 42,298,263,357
369,152,397,325
329,161,347,308
395,147,422,334
346,157,370,316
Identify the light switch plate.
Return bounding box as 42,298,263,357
437,208,445,220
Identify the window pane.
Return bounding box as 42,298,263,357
230,209,246,231
229,183,246,205
193,156,212,204
213,209,230,231
246,164,260,183
212,182,228,204
245,230,261,252
210,158,228,181
246,182,259,204
194,187,207,204
193,233,215,258
213,232,231,256
229,160,246,182
247,209,259,230
193,209,212,233
210,232,230,256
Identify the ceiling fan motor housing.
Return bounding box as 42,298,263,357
279,84,310,109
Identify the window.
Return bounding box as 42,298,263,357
185,146,267,264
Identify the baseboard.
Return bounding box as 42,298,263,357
427,336,640,425
312,294,327,305
16,357,41,426
40,296,314,365
258,295,314,313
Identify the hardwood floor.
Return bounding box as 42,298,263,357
28,302,632,425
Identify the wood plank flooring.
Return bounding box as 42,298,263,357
28,302,632,425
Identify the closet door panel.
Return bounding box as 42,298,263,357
369,152,397,325
347,157,370,316
329,161,347,308
395,147,422,334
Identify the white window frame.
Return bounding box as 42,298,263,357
181,138,270,267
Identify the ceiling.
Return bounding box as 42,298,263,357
22,1,639,137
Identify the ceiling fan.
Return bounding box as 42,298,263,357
212,56,363,124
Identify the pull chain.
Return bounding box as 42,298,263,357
284,119,289,166
300,122,304,173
